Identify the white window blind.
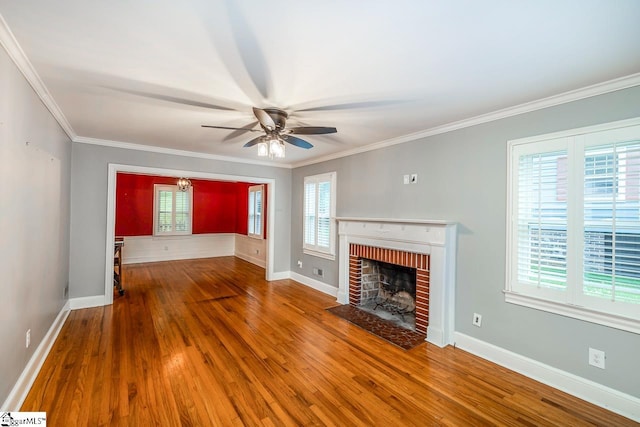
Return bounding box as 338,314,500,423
154,184,192,236
507,119,640,333
248,185,263,238
303,172,336,259
517,149,568,293
582,141,640,304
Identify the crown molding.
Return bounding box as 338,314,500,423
291,72,640,168
0,13,77,140
73,136,292,169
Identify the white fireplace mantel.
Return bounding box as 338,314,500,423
337,217,457,347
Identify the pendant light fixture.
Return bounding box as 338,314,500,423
177,177,192,191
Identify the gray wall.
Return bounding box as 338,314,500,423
0,47,71,404
291,86,640,397
69,143,291,298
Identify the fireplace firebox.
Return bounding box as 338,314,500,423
349,244,429,334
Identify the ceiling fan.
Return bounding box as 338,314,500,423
202,107,337,158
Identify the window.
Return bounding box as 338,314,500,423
303,172,337,259
506,119,640,333
248,185,263,239
154,184,192,235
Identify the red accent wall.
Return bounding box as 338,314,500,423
115,173,266,237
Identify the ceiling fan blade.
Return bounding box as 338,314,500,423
283,135,313,149
223,121,260,142
111,88,237,111
296,99,408,112
243,135,264,148
253,107,276,131
287,126,337,135
201,125,261,132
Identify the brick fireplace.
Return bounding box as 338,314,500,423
338,218,457,347
349,244,430,334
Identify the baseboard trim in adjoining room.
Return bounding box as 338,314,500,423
235,252,266,268
1,302,71,411
453,332,640,422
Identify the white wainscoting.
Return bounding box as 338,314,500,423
121,233,267,268
234,234,267,268
121,233,235,264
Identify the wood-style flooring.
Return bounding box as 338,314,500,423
22,257,638,426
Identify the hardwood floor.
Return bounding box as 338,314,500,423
22,257,637,426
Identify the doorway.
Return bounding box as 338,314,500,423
104,163,276,305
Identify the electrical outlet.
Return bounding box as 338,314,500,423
255,249,260,254
26,329,31,348
297,260,302,268
472,313,482,327
313,267,324,277
410,173,418,184
589,348,606,369
403,174,410,185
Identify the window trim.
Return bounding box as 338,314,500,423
248,184,264,240
505,117,640,335
153,184,193,236
303,172,337,260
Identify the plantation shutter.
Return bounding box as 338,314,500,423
303,172,336,257
248,185,263,238
248,189,255,235
304,181,316,246
583,141,640,303
556,156,568,201
317,181,331,248
157,190,173,233
255,188,262,236
175,190,190,232
627,149,640,200
516,149,568,291
154,185,192,236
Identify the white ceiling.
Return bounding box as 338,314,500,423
1,1,640,167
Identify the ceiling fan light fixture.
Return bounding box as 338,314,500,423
257,136,285,159
257,141,269,157
270,137,285,158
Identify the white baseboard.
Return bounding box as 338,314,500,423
290,272,338,297
426,326,445,348
1,302,71,411
453,332,640,422
235,252,266,268
267,271,291,281
69,295,106,309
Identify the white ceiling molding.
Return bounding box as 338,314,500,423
0,14,76,140
291,72,640,168
73,136,292,169
72,71,640,170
